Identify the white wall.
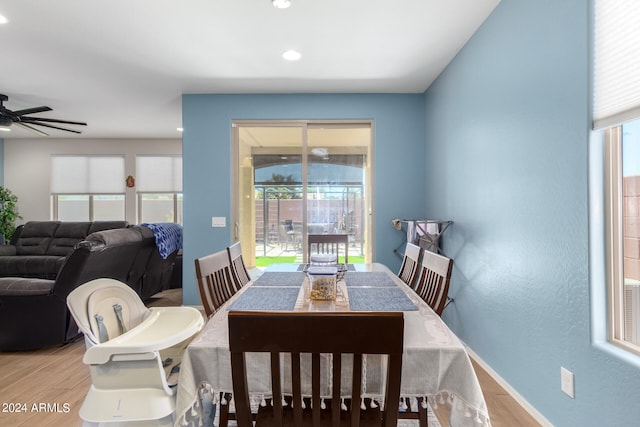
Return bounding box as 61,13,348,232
3,138,181,224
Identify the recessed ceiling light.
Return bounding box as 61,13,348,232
272,0,291,9
0,15,7,24
282,50,301,61
177,127,183,132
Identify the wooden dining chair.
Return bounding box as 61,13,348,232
194,250,236,318
397,242,422,288
229,311,404,427
227,241,251,292
413,250,453,316
307,233,349,264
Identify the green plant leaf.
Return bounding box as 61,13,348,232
0,187,21,243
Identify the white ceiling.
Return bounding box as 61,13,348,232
0,0,500,139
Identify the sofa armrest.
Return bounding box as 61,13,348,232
0,245,17,256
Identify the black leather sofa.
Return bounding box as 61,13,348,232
88,225,180,300
0,221,129,279
0,225,181,351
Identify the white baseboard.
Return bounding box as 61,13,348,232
465,346,553,427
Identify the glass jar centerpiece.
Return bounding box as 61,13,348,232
306,266,338,301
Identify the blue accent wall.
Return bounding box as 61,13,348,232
181,2,640,423
425,0,640,425
182,94,425,306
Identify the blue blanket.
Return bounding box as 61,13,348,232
141,222,183,259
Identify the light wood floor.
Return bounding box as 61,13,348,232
0,289,540,427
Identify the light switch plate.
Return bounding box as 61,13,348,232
561,367,574,398
211,217,226,228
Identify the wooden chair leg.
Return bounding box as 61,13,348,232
398,397,430,427
418,397,429,427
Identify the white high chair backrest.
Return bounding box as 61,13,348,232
87,286,147,343
67,278,150,345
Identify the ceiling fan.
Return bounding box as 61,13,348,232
0,94,87,136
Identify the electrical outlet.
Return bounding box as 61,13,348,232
561,367,574,398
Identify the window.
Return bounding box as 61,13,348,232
136,156,183,224
595,0,640,354
233,121,372,269
605,120,640,354
51,156,125,221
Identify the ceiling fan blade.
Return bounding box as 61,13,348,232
21,116,87,126
15,122,49,136
12,106,53,116
22,121,83,134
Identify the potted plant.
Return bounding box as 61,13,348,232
0,186,21,244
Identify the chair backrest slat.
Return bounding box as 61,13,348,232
307,234,349,264
194,250,236,318
227,241,251,292
229,311,403,427
291,351,303,425
414,250,453,316
332,352,341,426
271,352,283,425
351,352,363,427
397,242,422,288
311,352,321,426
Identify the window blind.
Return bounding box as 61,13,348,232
593,0,640,130
136,156,182,192
51,156,125,193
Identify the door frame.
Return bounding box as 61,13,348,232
232,120,374,267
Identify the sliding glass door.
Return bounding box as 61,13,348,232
232,121,372,268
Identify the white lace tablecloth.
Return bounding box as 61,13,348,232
175,263,491,427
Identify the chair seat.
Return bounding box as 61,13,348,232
255,398,383,427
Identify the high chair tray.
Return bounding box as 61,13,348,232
84,307,204,364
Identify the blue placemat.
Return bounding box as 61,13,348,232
347,287,418,311
344,271,398,287
227,287,299,311
252,272,305,287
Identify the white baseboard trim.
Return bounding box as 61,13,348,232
465,346,553,427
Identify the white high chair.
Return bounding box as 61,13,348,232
67,278,204,426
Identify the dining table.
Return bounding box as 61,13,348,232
174,263,491,427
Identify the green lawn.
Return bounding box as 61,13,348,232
255,255,365,267
255,256,297,267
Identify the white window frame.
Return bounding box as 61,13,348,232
51,194,126,221
605,125,640,356
137,192,183,224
